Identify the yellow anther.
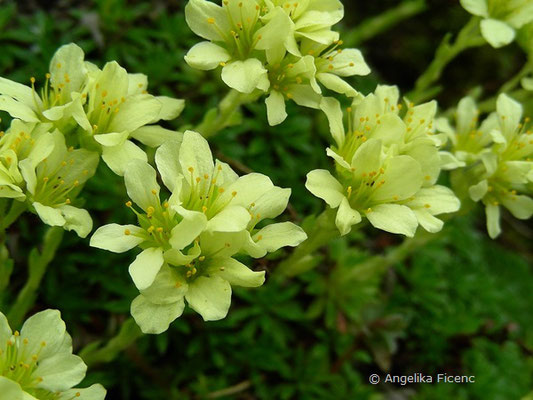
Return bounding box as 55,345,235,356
257,235,263,241
204,174,209,179
124,229,131,235
23,338,29,345
199,256,206,262
41,341,46,347
219,188,225,193
61,161,67,167
163,201,169,208
232,191,237,197
151,189,157,195
188,167,194,173
30,77,35,84
147,226,155,233
156,227,164,233
349,62,355,67
174,282,182,288
202,206,208,213
45,73,51,79
425,175,431,180
207,17,215,24
65,198,71,205
125,201,132,207
424,204,431,208
43,177,49,182
366,208,372,213
393,195,399,201
147,206,155,214
14,330,19,336
196,177,201,183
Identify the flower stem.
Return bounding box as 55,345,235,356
275,209,340,278
499,58,533,94
0,200,26,231
195,89,256,138
0,243,14,306
7,227,64,327
79,318,143,367
1,201,27,309
409,17,485,103
344,0,427,47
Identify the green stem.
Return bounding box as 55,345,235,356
408,17,485,103
340,228,443,285
195,89,254,138
383,228,439,266
79,318,143,367
0,242,14,304
499,59,533,94
343,0,427,47
477,88,529,113
0,200,26,231
1,201,27,308
7,227,64,327
275,209,340,278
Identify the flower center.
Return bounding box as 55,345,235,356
0,332,44,391
87,86,127,135
126,196,180,249
1,129,35,160
33,151,84,206
210,0,265,59
343,167,388,211
183,165,238,219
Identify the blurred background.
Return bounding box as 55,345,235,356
0,0,532,399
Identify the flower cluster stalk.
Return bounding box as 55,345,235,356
276,209,339,277
195,89,256,138
343,0,427,47
7,227,64,327
409,17,485,103
79,318,143,367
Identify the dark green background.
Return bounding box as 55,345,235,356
1,0,532,399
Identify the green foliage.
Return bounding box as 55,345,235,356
0,0,531,399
